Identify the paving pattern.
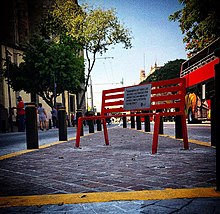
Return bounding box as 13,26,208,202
0,126,219,213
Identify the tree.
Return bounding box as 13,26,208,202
169,0,220,57
141,59,185,83
52,0,133,108
4,35,84,108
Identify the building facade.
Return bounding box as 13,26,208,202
0,0,85,132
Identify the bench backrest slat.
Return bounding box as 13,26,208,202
101,77,186,116
105,100,124,107
151,85,182,94
151,94,182,103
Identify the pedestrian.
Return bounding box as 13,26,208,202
38,103,47,131
118,117,122,126
13,95,25,132
51,106,57,128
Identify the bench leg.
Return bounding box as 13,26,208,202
103,119,109,145
152,114,160,154
75,117,83,148
181,115,189,150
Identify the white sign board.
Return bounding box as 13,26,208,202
124,84,152,111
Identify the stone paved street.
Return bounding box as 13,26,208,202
0,126,220,213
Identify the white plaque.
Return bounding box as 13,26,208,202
124,84,151,110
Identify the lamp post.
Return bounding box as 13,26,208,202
5,49,13,132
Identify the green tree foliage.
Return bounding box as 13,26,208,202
141,59,185,83
5,35,84,108
169,0,220,57
52,0,133,107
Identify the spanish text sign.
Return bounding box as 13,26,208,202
124,84,152,110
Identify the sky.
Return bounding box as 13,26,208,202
78,0,187,112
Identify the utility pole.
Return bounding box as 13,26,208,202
86,56,114,112
90,75,94,111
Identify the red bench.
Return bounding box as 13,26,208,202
75,77,189,154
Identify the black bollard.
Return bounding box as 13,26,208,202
67,118,71,127
25,102,39,149
144,115,150,132
56,118,59,128
49,119,52,129
58,107,67,141
211,96,216,146
76,109,84,136
88,111,94,133
136,112,142,130
88,120,94,133
142,110,150,132
156,109,164,135
131,112,135,128
96,112,102,131
1,120,6,133
175,115,182,138
123,113,127,128
159,116,164,134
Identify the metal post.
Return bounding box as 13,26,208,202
49,119,52,129
123,113,127,128
157,109,163,135
88,111,94,133
67,117,71,127
131,112,135,128
88,119,94,133
76,109,83,136
136,112,141,130
25,103,38,149
5,49,13,132
1,119,6,133
89,111,95,133
58,107,67,141
90,75,94,111
159,116,164,134
96,112,102,131
143,110,150,132
144,115,150,132
175,115,183,139
211,96,216,146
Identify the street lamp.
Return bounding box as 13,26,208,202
5,49,13,132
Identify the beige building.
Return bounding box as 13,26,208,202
0,0,84,132
140,69,146,82
142,62,162,81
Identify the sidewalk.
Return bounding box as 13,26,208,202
0,126,220,213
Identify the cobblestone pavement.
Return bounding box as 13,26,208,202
0,126,220,213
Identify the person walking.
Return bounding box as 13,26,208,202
71,113,75,127
13,95,25,132
38,103,47,131
51,106,57,128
